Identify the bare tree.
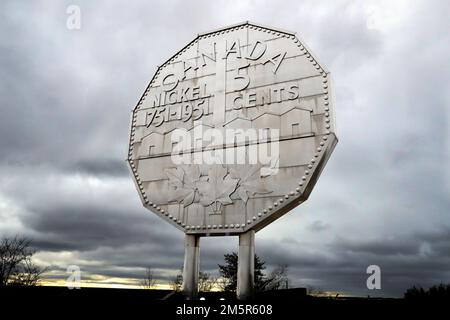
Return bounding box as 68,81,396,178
260,264,289,291
169,270,218,292
198,271,217,292
170,271,183,292
140,267,157,289
0,236,46,286
216,276,232,292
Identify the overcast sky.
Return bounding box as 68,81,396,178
0,0,449,297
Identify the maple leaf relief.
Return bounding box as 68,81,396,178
196,165,239,214
229,165,272,203
164,165,200,207
165,164,267,213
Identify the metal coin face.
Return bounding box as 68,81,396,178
127,22,337,235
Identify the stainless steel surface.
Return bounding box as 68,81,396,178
181,234,200,299
237,230,255,299
127,21,338,236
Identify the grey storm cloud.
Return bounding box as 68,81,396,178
0,0,449,297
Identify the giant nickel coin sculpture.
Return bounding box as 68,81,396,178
127,22,337,299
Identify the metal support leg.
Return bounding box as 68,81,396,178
182,234,200,300
237,230,255,300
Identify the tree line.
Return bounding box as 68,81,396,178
143,252,289,293
2,235,449,299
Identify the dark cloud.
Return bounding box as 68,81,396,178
64,158,129,177
255,229,450,297
0,0,449,297
27,206,173,252
308,220,330,232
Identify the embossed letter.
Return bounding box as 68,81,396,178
263,52,287,74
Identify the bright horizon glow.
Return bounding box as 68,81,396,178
40,278,172,290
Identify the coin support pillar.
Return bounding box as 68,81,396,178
237,230,255,300
182,234,200,300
